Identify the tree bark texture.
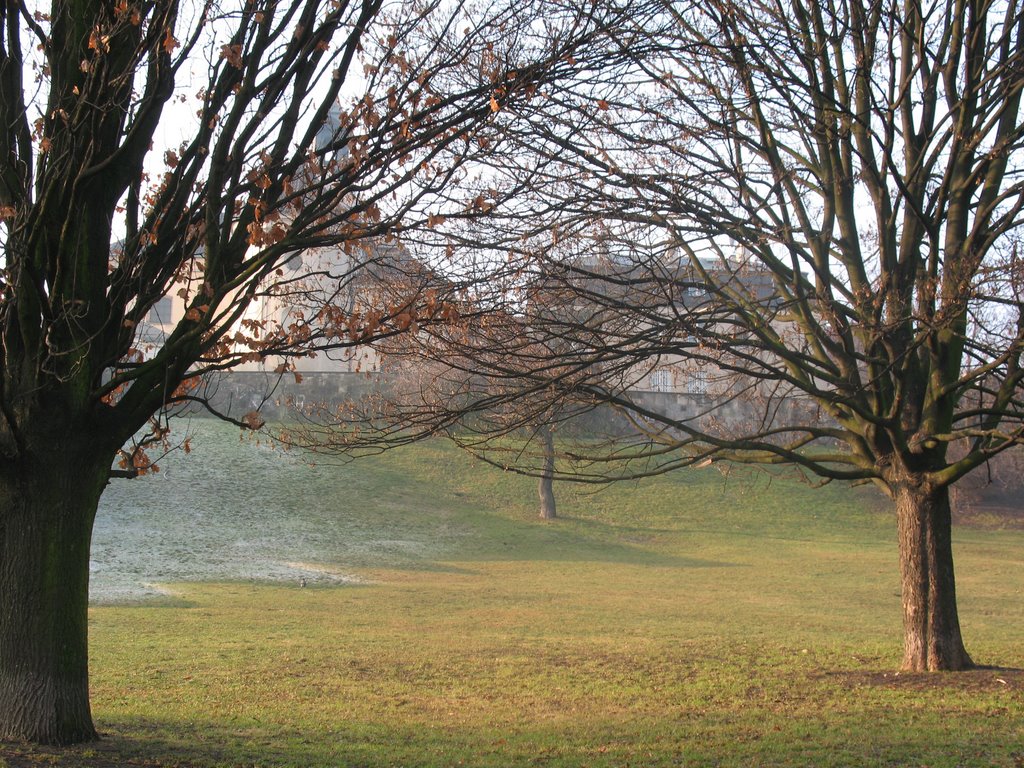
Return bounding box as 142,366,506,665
538,426,556,519
895,482,973,672
0,443,109,744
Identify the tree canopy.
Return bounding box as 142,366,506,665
326,0,1024,672
0,0,628,744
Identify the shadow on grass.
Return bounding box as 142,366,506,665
440,515,739,569
452,538,734,569
2,718,351,768
5,695,1024,768
2,717,545,768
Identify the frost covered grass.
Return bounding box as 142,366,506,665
7,423,1023,766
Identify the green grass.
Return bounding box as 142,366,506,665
8,436,1024,767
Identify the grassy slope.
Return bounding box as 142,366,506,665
8,438,1024,767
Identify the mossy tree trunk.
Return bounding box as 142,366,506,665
0,439,111,744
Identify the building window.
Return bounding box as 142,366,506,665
147,296,172,325
649,368,673,392
687,370,709,394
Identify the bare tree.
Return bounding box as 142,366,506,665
0,0,627,744
305,242,639,516
335,0,1024,672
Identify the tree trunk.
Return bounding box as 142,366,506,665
538,425,556,519
0,443,109,744
894,481,973,672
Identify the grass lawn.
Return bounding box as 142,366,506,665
3,432,1022,767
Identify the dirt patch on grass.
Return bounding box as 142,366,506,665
826,666,1024,693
